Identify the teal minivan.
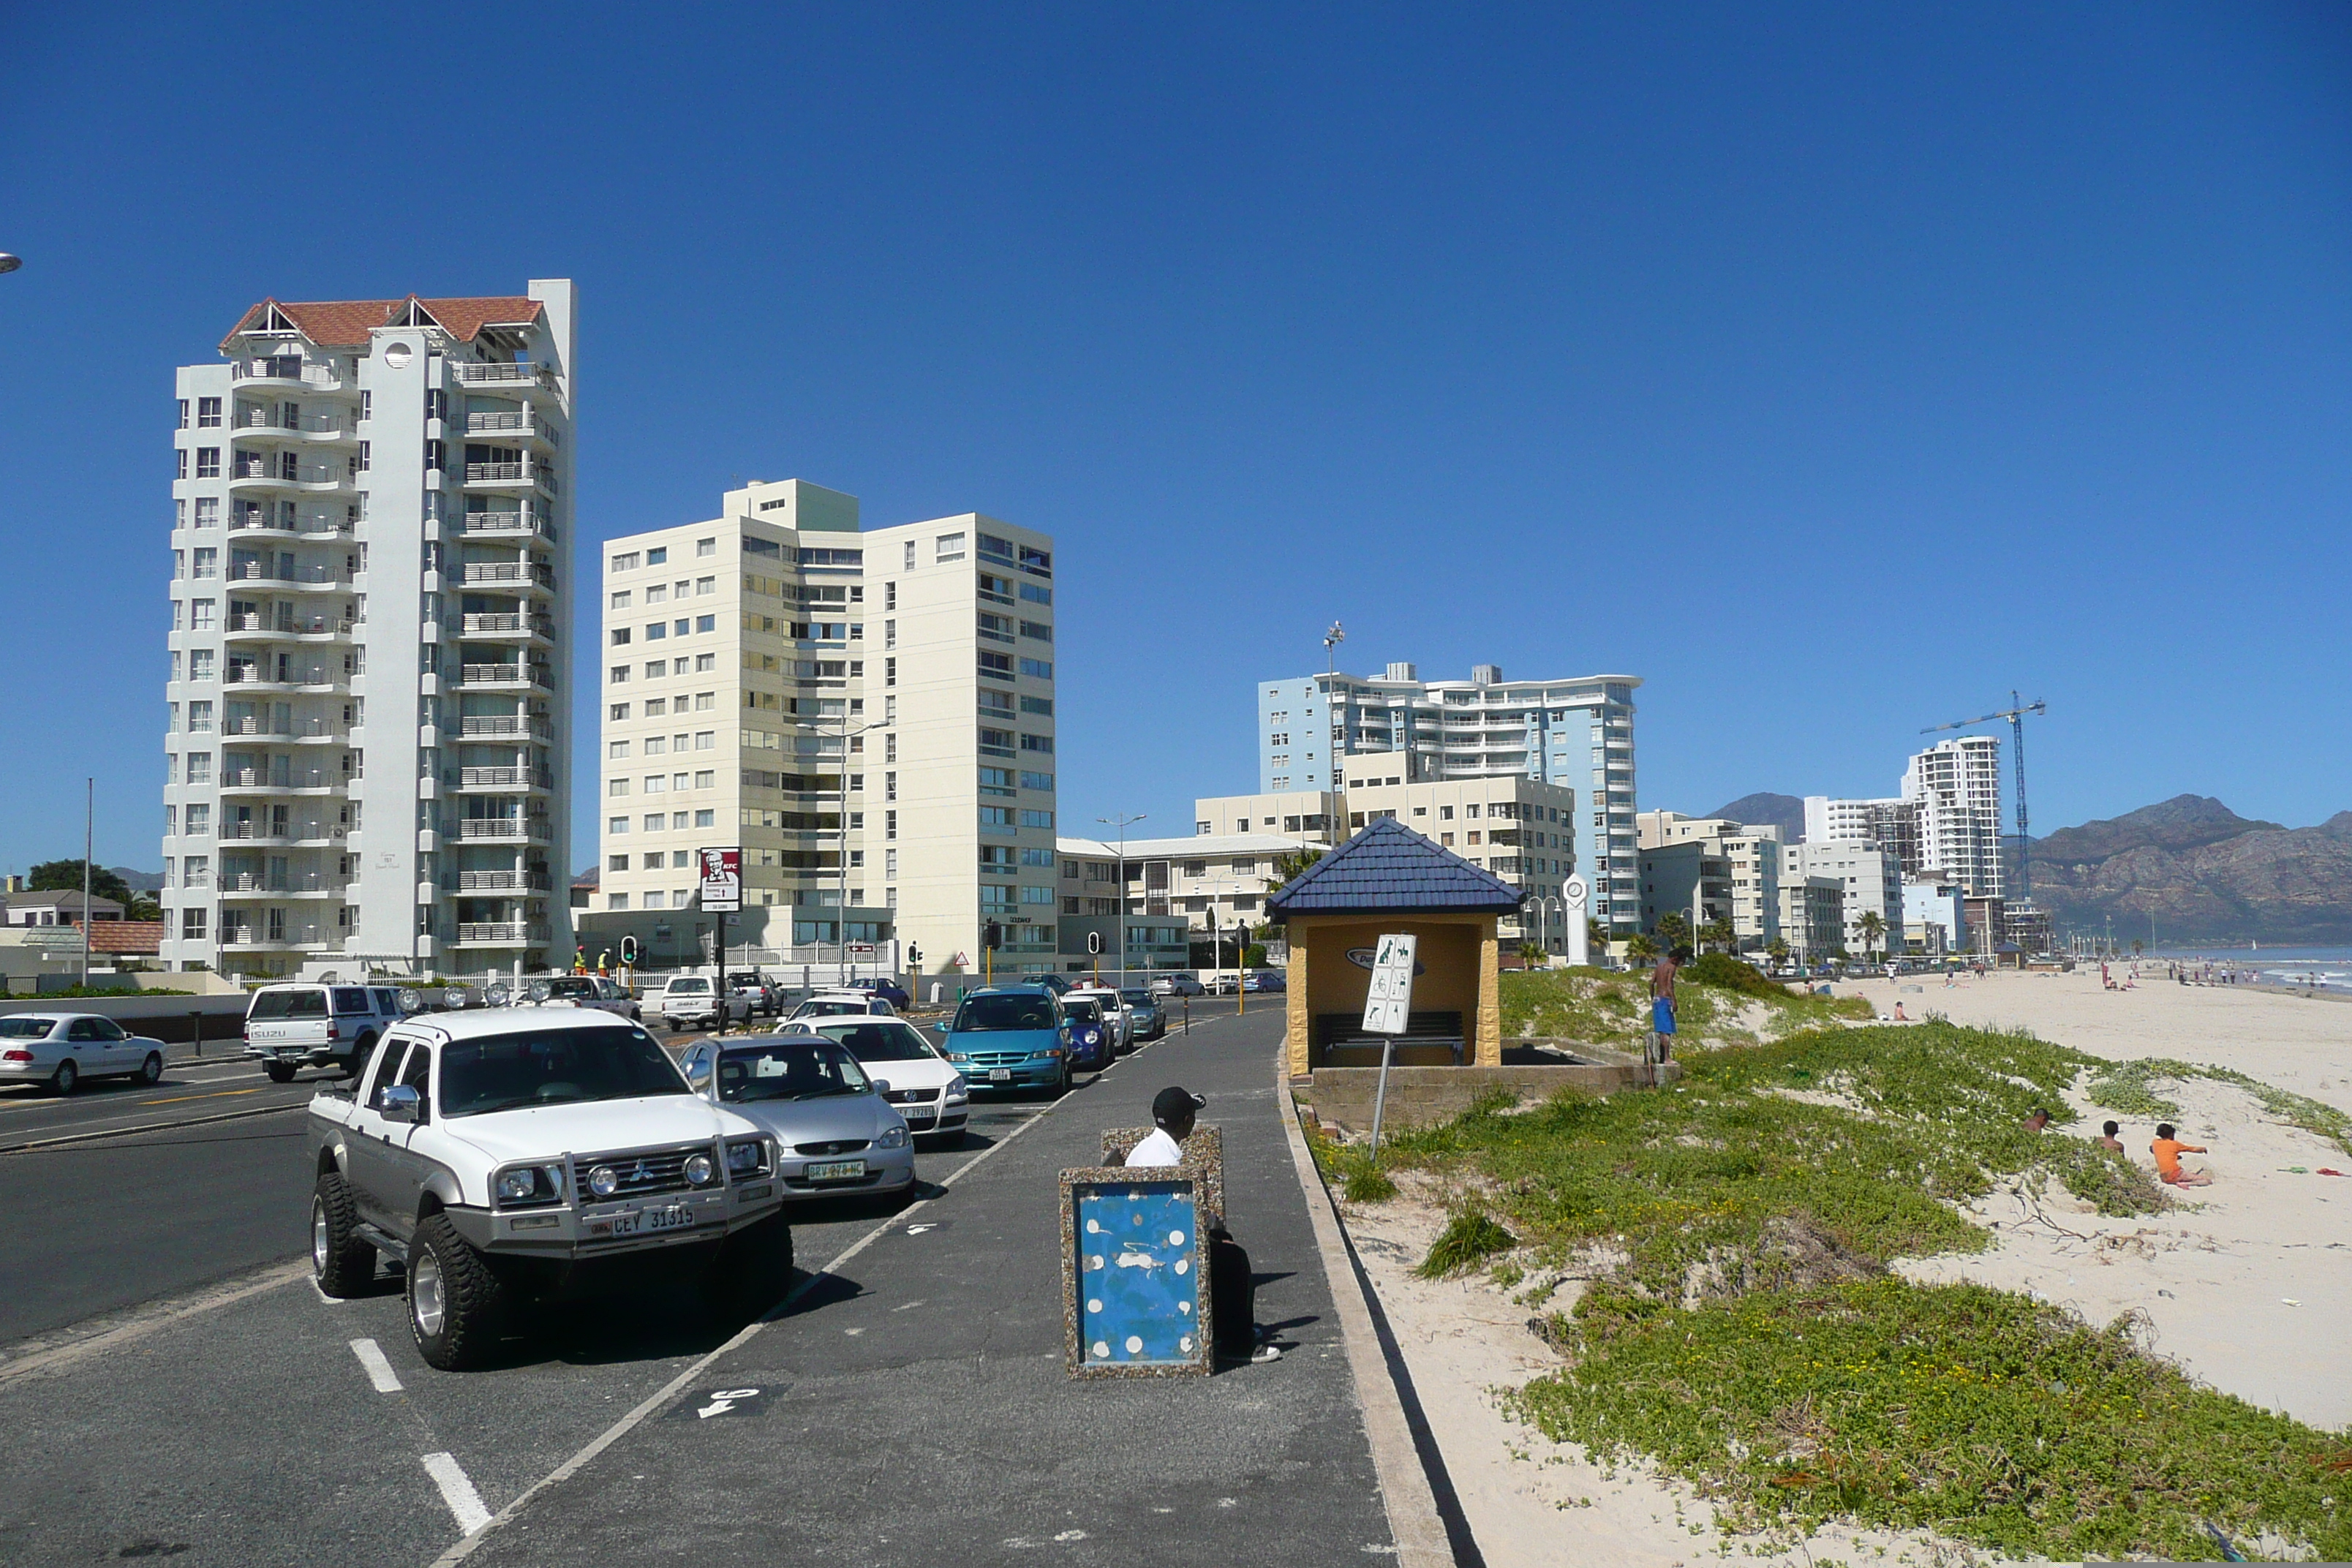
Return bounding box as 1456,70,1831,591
935,985,1072,1096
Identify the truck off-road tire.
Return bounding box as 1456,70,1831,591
264,1061,295,1084
310,1170,376,1297
704,1214,796,1324
407,1212,508,1371
135,1051,163,1085
345,1033,377,1078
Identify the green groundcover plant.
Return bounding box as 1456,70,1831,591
1367,1021,2351,1561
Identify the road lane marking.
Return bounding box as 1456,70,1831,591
421,1452,492,1535
0,1101,306,1154
350,1337,404,1392
139,1088,263,1106
429,1069,1065,1566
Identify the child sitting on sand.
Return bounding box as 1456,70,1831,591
2152,1123,2212,1186
2097,1120,2125,1153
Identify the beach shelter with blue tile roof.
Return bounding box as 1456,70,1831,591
1264,816,1526,1077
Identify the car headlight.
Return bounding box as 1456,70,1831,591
946,1051,969,1062
725,1138,769,1177
945,1082,968,1101
876,1125,909,1149
494,1164,564,1208
587,1164,618,1199
1080,1028,1099,1044
684,1153,716,1186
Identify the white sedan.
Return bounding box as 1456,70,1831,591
0,1014,168,1094
787,991,897,1023
1063,987,1134,1052
803,1017,970,1147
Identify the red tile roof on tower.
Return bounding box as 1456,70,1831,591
69,920,166,957
219,295,544,352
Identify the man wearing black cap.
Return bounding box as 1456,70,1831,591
1126,1085,1278,1362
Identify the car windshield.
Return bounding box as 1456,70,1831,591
715,1039,870,1102
1120,990,1150,1006
438,1026,689,1117
813,1020,940,1063
0,1018,56,1039
544,978,596,998
951,993,1057,1032
247,989,328,1022
668,978,712,995
1063,999,1101,1025
791,999,865,1017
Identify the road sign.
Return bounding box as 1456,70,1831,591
698,847,742,913
1360,933,1418,1036
846,943,876,957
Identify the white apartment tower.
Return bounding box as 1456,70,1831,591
597,482,1058,976
1256,661,1640,929
161,284,578,980
1902,735,2004,898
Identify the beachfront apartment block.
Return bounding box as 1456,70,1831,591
1637,812,1784,952
1903,735,2005,899
594,481,1059,977
1197,774,1583,954
159,284,578,981
1255,661,1640,930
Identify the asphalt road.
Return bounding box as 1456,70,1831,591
0,1000,1368,1567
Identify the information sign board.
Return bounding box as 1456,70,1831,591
698,847,743,913
1360,932,1418,1035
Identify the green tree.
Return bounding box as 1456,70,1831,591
1263,848,1326,898
1625,932,1659,963
30,859,136,908
1700,917,1736,954
1855,910,1888,962
1654,911,1690,951
1586,916,1611,951
1518,941,1545,967
1767,936,1791,965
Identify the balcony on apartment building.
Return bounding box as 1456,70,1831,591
229,505,356,539
225,611,357,640
230,356,344,391
225,660,350,692
455,661,554,690
234,404,358,440
219,820,346,845
216,872,350,899
451,505,559,543
459,611,556,641
458,766,555,791
222,714,350,742
461,456,559,494
219,764,341,793
461,409,561,448
448,870,553,893
217,921,333,950
456,559,557,593
449,818,553,843
225,560,351,588
457,713,554,739
451,361,559,389
453,921,551,946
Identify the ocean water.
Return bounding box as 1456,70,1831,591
2141,946,2352,992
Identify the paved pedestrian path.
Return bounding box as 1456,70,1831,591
456,1003,1400,1566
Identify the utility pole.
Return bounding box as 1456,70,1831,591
1097,812,1145,987
82,778,93,989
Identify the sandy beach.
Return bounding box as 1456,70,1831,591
1335,968,2352,1566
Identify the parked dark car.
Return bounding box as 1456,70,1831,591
1244,970,1286,993
851,976,912,1010
1058,995,1116,1072
1119,987,1166,1041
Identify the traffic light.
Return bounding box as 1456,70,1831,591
619,934,639,965
907,943,922,971
1086,930,1103,955
984,920,1003,951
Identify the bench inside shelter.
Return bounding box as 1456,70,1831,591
1313,1011,1466,1067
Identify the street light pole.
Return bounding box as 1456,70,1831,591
1096,812,1145,986
82,777,93,988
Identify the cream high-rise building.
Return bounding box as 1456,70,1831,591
594,481,1058,978
1903,735,2004,898
160,283,578,981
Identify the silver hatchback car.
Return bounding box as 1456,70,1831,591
678,1033,916,1203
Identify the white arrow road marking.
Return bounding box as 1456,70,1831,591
350,1337,403,1392
422,1452,491,1535
696,1398,736,1419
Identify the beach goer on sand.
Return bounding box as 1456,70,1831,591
2152,1123,2212,1186
1893,1003,1909,1021
2097,1120,2125,1153
1648,945,1690,1066
2021,1107,2051,1133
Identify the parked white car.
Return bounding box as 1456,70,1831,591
659,975,750,1031
305,1009,790,1370
1063,987,1134,1052
0,1014,168,1094
785,991,897,1023
1150,973,1205,998
676,1032,918,1199
804,1017,970,1147
530,975,642,1022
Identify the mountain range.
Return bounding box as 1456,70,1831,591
1703,791,2352,945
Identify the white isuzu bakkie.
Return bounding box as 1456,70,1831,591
306,1008,792,1370
246,981,410,1083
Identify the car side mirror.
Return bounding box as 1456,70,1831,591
682,1047,714,1088
869,1078,891,1096
380,1084,421,1125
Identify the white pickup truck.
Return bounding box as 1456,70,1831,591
246,982,410,1083
306,1008,791,1370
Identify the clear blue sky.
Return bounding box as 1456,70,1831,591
3,3,2348,877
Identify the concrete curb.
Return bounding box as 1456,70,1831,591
1275,1052,1474,1568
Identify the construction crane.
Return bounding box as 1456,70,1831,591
1922,692,2048,900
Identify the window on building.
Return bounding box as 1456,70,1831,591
195,447,220,478
935,532,965,563
646,546,668,565
607,893,629,910
197,396,222,428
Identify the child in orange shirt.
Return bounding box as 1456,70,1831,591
2151,1122,2212,1186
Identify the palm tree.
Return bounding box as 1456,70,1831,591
1586,916,1610,951
1700,918,1735,954
1654,911,1690,951
1767,936,1791,965
1855,910,1888,963
1518,941,1545,968
1263,847,1326,898
1625,932,1659,963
